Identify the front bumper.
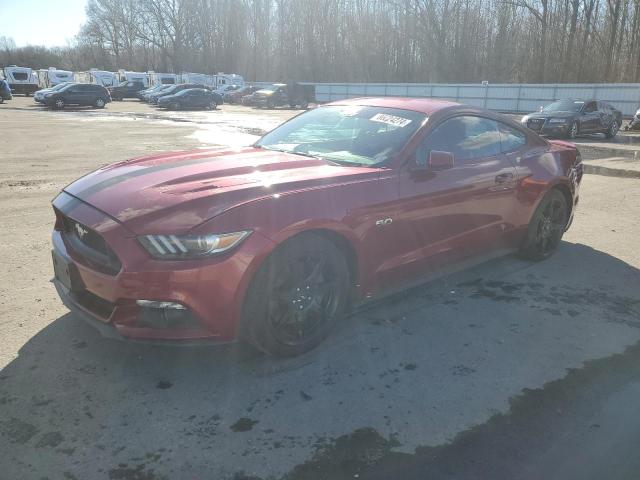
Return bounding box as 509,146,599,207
253,97,271,107
51,194,273,343
525,121,571,136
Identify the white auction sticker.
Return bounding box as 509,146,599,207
370,113,412,127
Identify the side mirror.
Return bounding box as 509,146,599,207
429,150,455,171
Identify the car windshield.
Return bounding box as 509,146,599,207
262,84,282,92
542,100,584,113
255,105,427,166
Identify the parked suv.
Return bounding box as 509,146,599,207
43,83,111,109
108,81,146,101
251,83,315,109
521,99,622,139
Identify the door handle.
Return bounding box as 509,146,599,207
495,173,514,184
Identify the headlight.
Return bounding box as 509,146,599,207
138,231,251,260
520,116,529,124
44,93,54,98
549,118,567,123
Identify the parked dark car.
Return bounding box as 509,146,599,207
157,88,223,110
137,84,166,101
0,79,11,103
51,98,582,356
108,80,146,101
149,83,209,104
43,83,111,109
251,83,315,109
224,85,260,104
521,99,622,139
34,82,73,104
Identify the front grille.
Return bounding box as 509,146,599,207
527,119,545,131
60,214,122,275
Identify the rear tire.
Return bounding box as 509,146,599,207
241,233,351,357
208,100,217,110
94,98,105,109
605,119,619,139
519,189,569,261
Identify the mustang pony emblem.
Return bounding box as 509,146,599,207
75,223,88,239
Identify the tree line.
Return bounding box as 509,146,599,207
1,0,639,83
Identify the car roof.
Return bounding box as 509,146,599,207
326,97,460,115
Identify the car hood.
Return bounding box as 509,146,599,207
528,112,577,120
157,94,177,102
63,147,381,234
255,89,275,96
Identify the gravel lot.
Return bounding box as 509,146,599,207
1,97,639,479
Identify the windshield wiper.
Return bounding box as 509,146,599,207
323,158,369,167
260,146,325,161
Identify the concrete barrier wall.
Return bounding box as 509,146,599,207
250,81,640,116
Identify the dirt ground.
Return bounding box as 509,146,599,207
0,96,639,479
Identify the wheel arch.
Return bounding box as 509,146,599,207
258,226,360,289
527,180,574,227
552,182,574,218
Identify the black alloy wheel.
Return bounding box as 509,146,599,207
605,119,619,139
242,233,350,357
520,189,569,261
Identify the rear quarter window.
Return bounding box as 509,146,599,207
498,123,527,153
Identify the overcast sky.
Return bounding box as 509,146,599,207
0,0,87,47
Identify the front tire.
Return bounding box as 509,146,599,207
567,121,578,139
171,101,181,111
520,189,569,261
53,98,65,110
605,119,619,139
241,233,351,357
208,100,217,110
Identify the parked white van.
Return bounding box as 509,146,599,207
215,73,245,88
37,68,74,88
75,69,118,87
116,70,149,87
178,72,216,87
148,72,177,85
2,65,39,95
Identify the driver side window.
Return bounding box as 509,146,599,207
584,101,597,113
416,116,501,167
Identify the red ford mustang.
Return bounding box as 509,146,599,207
51,98,582,356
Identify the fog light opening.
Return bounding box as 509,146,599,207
136,300,201,330
136,300,186,310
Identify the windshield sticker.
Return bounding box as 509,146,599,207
370,113,412,127
338,106,364,116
